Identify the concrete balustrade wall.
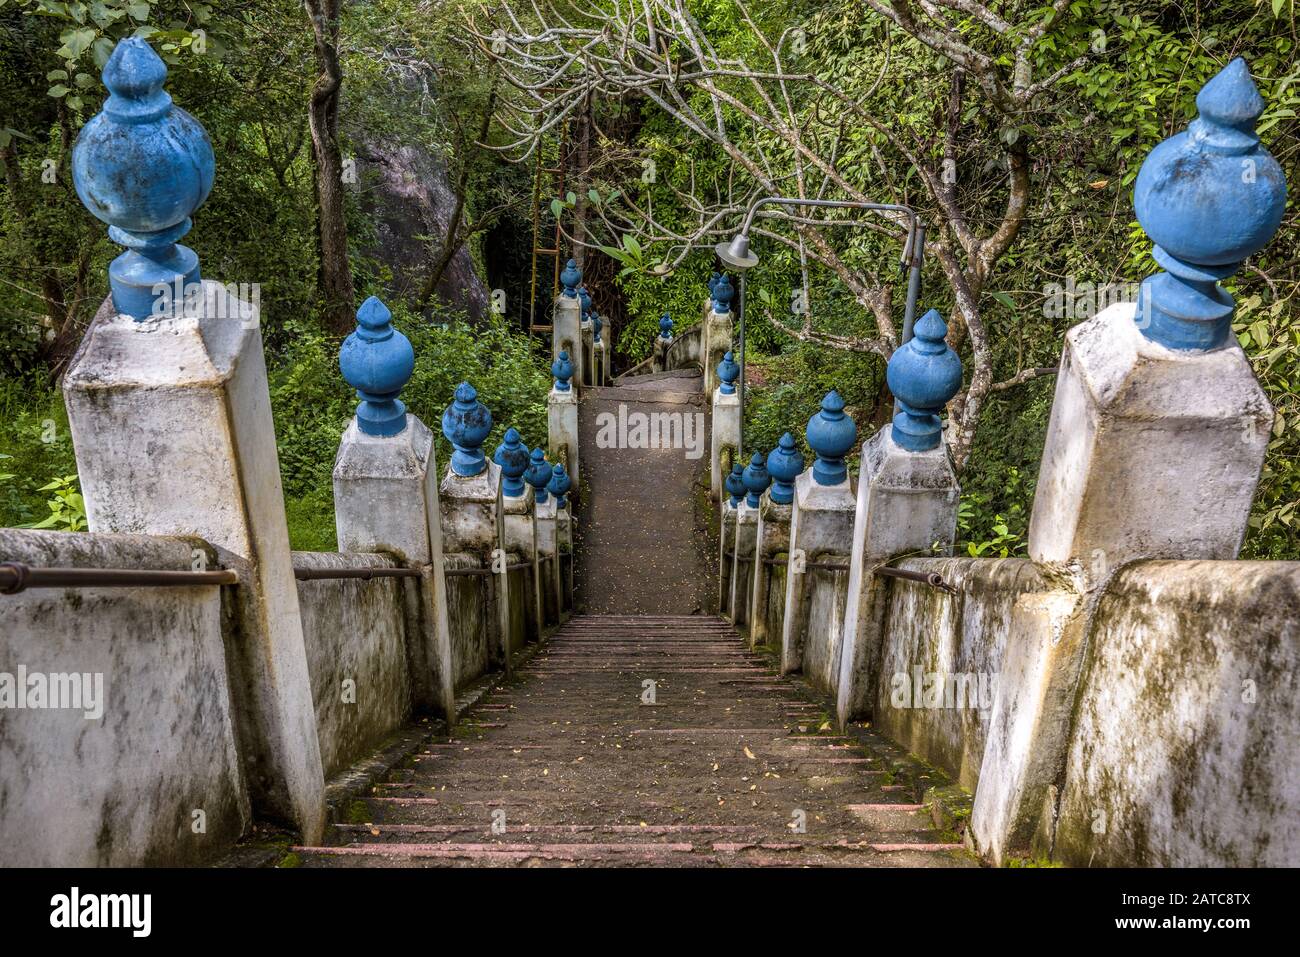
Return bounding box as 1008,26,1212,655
793,565,851,692
873,557,1042,792
293,551,412,780
665,324,703,371
0,529,249,867
443,555,493,688
854,554,1300,867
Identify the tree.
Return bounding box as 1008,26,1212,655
465,0,1094,468
303,0,355,333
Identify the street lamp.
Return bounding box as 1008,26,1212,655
715,196,925,455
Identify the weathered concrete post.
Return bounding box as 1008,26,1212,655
548,350,580,484
973,58,1287,865
730,451,769,634
719,464,746,616
835,310,962,729
526,447,560,624
579,285,596,389
749,433,803,650
333,296,457,726
780,392,858,679
439,382,512,674
553,258,584,387
62,38,325,841
548,464,575,611
593,314,607,386
494,428,541,645
703,275,734,395
652,313,674,373
710,351,741,501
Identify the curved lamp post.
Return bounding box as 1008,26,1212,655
714,196,924,455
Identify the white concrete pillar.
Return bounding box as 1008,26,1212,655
333,296,457,726
548,356,580,485
836,310,962,728
554,261,584,388
749,434,802,649
65,287,327,843
729,452,769,634
780,392,857,679
835,430,959,727
710,355,741,501
703,276,734,395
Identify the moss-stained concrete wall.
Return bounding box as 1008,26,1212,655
445,555,491,688
875,557,1040,791
1053,561,1300,867
760,562,787,653
294,551,411,780
802,567,851,694
0,529,249,866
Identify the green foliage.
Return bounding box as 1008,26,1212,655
0,374,77,528
22,473,85,530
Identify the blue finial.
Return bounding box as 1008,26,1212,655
659,312,674,339
441,381,492,476
766,433,804,505
551,350,574,391
806,390,857,485
887,309,963,452
741,451,771,507
725,463,747,507
561,259,581,298
1133,58,1286,350
712,275,734,314
526,447,551,504
548,463,571,507
593,314,603,342
71,37,215,321
493,428,529,498
708,271,722,296
578,285,592,320
339,296,415,437
717,351,739,394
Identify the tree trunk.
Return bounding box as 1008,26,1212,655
304,0,355,335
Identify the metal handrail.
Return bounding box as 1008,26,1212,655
293,566,423,582
752,556,956,593
0,561,238,595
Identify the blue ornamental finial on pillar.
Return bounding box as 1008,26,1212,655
441,381,492,476
561,259,582,298
548,463,571,507
579,285,592,320
339,296,415,437
741,451,770,507
493,428,529,497
766,433,805,505
526,447,551,503
887,308,963,452
806,390,857,485
593,314,603,342
71,37,215,321
1133,57,1287,350
717,351,739,394
712,275,734,314
725,463,747,507
708,271,722,297
659,313,674,339
551,350,574,391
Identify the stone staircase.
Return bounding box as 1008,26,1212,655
290,615,974,867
